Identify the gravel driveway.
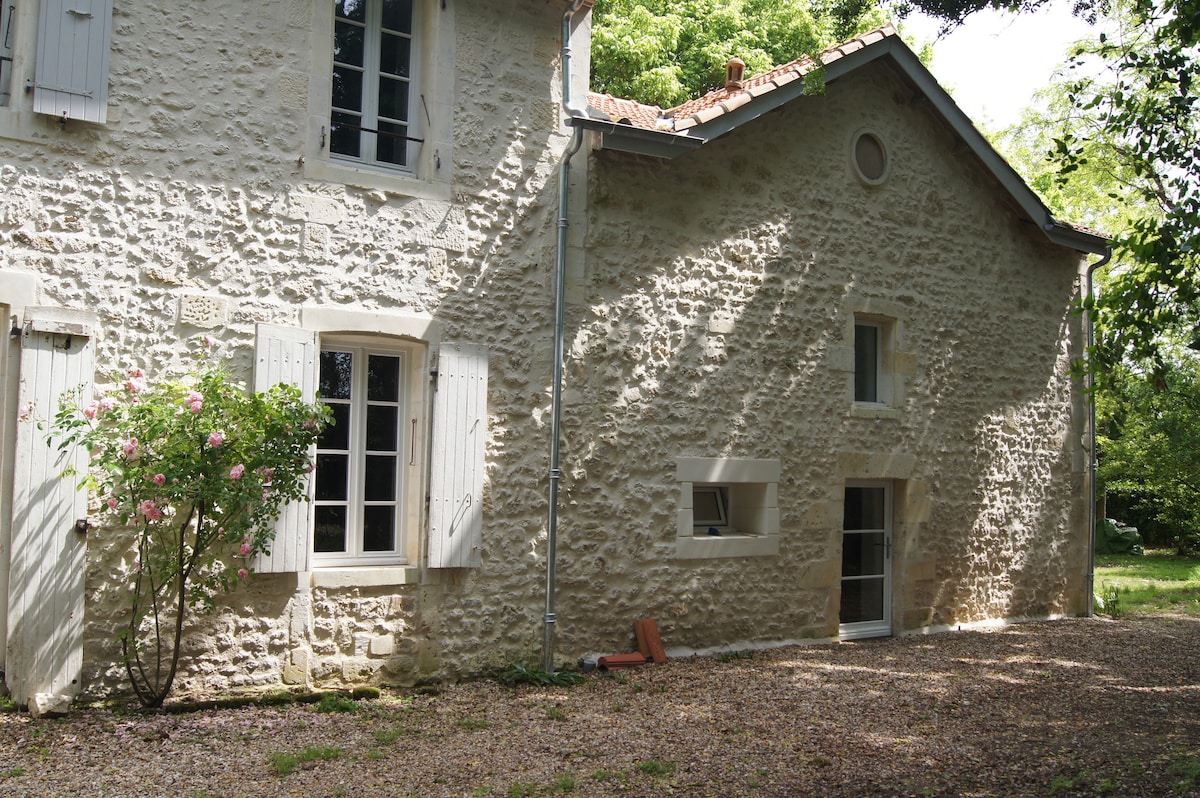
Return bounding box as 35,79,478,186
1,616,1198,797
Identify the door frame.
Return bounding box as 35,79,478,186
839,479,893,640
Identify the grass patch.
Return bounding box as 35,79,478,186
456,717,490,730
267,745,343,775
637,760,676,777
497,663,586,687
316,692,360,713
715,649,754,663
1094,551,1200,617
549,773,577,793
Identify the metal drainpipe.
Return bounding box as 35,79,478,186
1084,247,1112,617
543,0,589,673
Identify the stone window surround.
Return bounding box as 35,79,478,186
844,296,911,420
675,456,781,560
304,0,454,201
299,305,440,588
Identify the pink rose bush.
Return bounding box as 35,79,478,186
49,349,329,707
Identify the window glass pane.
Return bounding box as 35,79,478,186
331,67,364,113
841,531,885,577
320,351,354,399
854,324,878,402
320,403,351,450
844,486,887,530
335,0,367,23
692,487,726,527
840,576,885,624
362,506,396,551
315,454,349,500
364,455,397,501
376,120,408,166
333,20,365,67
367,355,400,401
377,75,410,123
314,506,348,553
330,112,362,158
366,405,398,452
378,32,411,78
381,0,413,34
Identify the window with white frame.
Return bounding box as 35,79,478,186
854,316,894,406
331,0,419,170
253,315,488,576
314,341,413,565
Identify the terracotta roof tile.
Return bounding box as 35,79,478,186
587,25,899,134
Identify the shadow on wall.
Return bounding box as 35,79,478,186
549,68,1087,655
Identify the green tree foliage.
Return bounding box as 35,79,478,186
1097,354,1200,553
590,0,887,107
906,0,1199,372
912,0,1200,551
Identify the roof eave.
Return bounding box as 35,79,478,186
569,116,703,158
665,37,1110,256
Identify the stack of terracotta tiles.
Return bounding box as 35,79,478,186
597,618,668,670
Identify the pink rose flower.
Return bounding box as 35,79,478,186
121,438,138,457
237,568,249,579
99,397,117,412
137,500,162,521
207,431,224,448
82,400,99,419
152,473,166,486
202,335,218,347
258,467,274,480
125,377,146,394
229,463,245,480
128,367,146,379
17,403,34,423
239,543,252,556
107,498,118,509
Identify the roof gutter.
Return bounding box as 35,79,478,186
543,0,589,674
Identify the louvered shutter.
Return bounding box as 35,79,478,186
428,343,488,568
34,0,113,124
253,324,318,573
6,310,95,707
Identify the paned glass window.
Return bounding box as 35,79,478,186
314,345,408,562
854,322,880,403
331,0,416,168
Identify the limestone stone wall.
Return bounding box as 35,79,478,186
0,0,593,698
0,1,1090,701
564,63,1090,657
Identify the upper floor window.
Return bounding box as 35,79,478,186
331,0,417,170
854,316,897,407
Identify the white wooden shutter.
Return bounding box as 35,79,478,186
34,0,113,124
6,310,95,707
253,324,318,573
428,343,487,568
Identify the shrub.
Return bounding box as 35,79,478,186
48,340,329,707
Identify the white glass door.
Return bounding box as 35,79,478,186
840,481,892,640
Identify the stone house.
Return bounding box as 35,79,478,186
0,0,1106,710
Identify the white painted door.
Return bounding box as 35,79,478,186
839,481,892,640
7,314,94,705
